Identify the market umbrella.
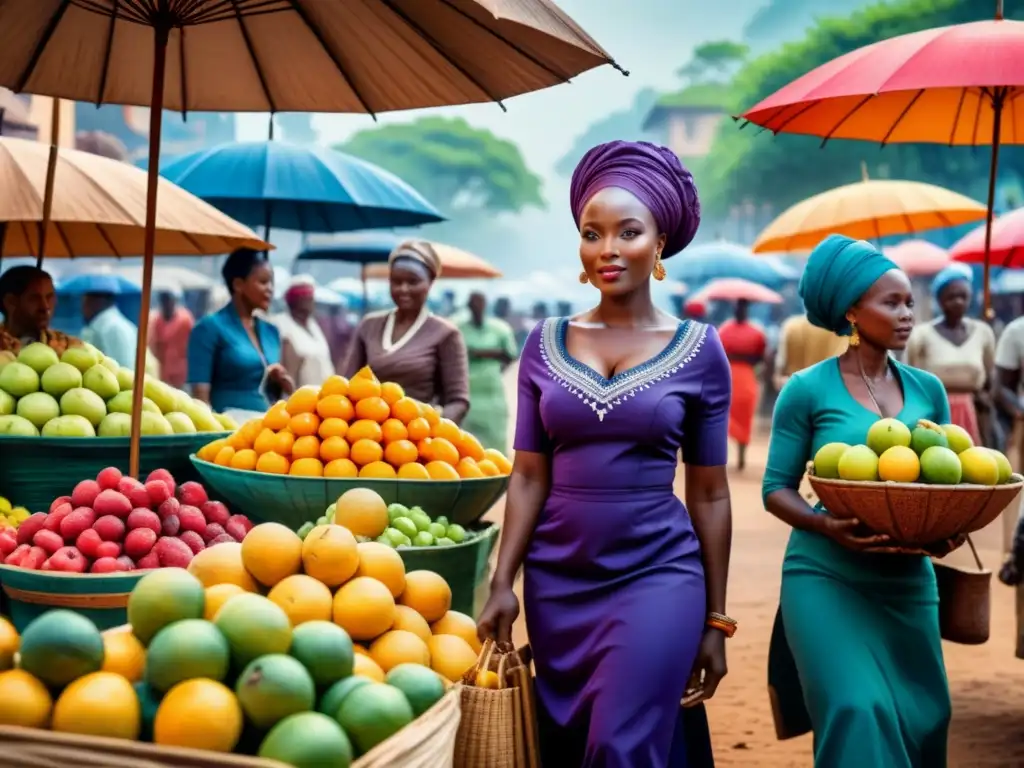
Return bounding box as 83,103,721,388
992,269,1024,295
689,278,783,305
57,272,140,296
885,239,952,277
0,137,268,258
158,141,445,237
951,207,1024,269
361,250,502,280
0,0,620,476
752,170,986,253
111,264,217,292
739,1,1024,314
666,241,797,287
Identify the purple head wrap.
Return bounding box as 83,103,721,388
570,140,701,257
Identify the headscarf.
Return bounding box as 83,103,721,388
799,234,900,336
570,140,701,257
388,240,442,280
931,263,973,303
285,274,316,304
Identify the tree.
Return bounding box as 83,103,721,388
555,88,662,177
337,117,544,215
676,40,749,83
741,0,874,54
700,0,1024,227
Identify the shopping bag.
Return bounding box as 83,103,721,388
454,640,541,768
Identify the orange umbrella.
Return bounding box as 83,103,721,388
885,239,951,277
363,242,502,280
739,1,1023,314
689,278,782,305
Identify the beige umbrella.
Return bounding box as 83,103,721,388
363,242,503,280
0,0,619,476
0,137,268,258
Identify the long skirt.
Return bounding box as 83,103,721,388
947,392,980,446
727,362,758,446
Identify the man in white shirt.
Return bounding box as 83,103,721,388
81,291,138,368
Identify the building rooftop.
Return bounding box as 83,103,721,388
642,83,734,131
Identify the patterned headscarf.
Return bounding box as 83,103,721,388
388,240,442,280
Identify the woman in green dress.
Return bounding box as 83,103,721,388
763,234,961,767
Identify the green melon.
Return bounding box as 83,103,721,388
318,675,373,720
385,664,445,717
19,610,104,689
337,682,414,755
236,654,316,729
258,711,353,768
145,619,230,693
289,621,354,688
127,569,205,646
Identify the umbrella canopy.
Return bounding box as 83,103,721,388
111,264,217,292
951,207,1024,269
689,278,783,305
159,141,444,234
666,241,797,287
0,137,269,258
885,239,951,277
57,272,140,296
299,233,502,278
993,269,1024,295
752,178,986,254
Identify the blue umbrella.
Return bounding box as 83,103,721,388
992,269,1024,295
296,232,407,265
667,241,797,287
57,273,140,296
158,141,445,236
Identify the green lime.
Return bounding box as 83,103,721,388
409,510,432,532
392,517,418,539
297,522,315,540
412,531,434,547
387,503,410,522
427,522,447,539
383,528,406,548
325,503,337,522
316,515,329,527
433,515,449,528
436,537,455,547
445,524,466,544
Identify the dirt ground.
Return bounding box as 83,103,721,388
485,367,1024,767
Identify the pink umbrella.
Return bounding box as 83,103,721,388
691,278,783,305
951,208,1024,268
885,239,951,276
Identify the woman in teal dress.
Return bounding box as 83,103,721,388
763,234,961,767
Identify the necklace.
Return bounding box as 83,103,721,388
856,353,888,418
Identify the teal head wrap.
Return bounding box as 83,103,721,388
798,234,900,336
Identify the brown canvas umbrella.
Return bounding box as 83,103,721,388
0,0,621,476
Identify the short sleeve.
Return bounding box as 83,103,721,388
762,374,814,504
501,323,519,359
995,321,1024,371
512,327,549,454
681,324,732,466
187,318,218,386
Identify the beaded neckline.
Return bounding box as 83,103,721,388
539,317,707,421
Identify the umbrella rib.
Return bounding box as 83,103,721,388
14,0,74,92
378,0,506,110
285,0,376,118
53,220,74,258
947,88,968,148
970,89,987,146
230,0,277,112
94,224,121,259
179,25,189,118
765,100,822,135
818,94,874,148
95,0,120,104
108,0,148,25
879,90,924,147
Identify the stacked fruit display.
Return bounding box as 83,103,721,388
0,341,238,437
0,467,252,573
0,521,480,766
813,418,1014,485
0,496,30,529
197,367,511,480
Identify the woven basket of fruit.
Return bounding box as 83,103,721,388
807,419,1023,545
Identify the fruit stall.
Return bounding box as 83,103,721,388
0,365,512,766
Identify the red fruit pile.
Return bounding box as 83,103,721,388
0,467,253,574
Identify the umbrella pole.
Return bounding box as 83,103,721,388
129,26,170,478
982,90,1005,321
36,97,61,267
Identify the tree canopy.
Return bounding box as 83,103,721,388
338,116,543,215
676,40,749,82
702,0,1024,225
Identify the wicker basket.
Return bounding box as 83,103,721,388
806,464,1024,545
0,686,461,767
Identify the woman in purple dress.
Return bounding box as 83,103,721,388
477,140,736,767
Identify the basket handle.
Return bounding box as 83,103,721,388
966,534,984,572
462,638,498,685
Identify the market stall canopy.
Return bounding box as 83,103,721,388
666,240,797,287
689,278,783,305
885,239,951,277
0,137,269,258
951,207,1024,269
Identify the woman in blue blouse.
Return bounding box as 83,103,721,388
763,235,961,767
188,249,294,416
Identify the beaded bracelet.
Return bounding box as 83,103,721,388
706,612,737,638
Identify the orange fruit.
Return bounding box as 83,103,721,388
347,419,383,443
359,461,397,479
421,404,440,427
204,584,248,621
380,418,408,444
318,417,348,440
320,436,351,463
302,524,359,587
286,386,320,415
456,457,484,479
397,462,430,480
187,542,259,591
238,418,264,444
198,439,227,462
267,574,333,626
273,430,296,456
426,461,459,481
253,428,277,455
400,570,452,622
417,438,434,462
319,375,349,398
390,397,420,424
332,577,395,641
256,451,290,475
229,449,258,471
333,488,389,538
455,431,486,461
429,438,460,466
391,605,431,643
477,459,500,477
317,394,355,421
352,365,378,381
291,435,321,460
153,678,242,752
355,542,406,598
348,377,382,403
353,654,385,683
324,458,359,478
101,629,146,682
427,635,477,683
355,396,390,423
262,403,291,431
290,458,324,477
483,449,513,474
406,417,431,442
214,446,236,466
431,611,483,653
240,522,303,587
369,630,430,673
431,418,461,443
226,431,251,451
351,439,384,467
380,382,405,406
384,439,418,467
289,412,321,437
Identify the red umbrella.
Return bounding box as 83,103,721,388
691,278,783,305
885,239,951,276
951,207,1024,268
739,1,1024,314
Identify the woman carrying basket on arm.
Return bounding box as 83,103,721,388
477,140,734,767
763,235,962,768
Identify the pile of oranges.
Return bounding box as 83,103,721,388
197,367,512,481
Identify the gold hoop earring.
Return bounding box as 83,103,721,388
579,270,589,284
653,252,666,281
849,322,861,347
